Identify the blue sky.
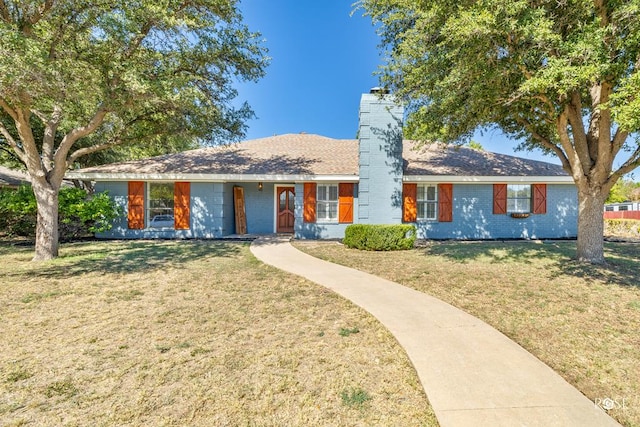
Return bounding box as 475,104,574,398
235,0,560,164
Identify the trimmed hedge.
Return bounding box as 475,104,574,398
343,224,416,251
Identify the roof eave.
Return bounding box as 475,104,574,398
64,172,360,182
403,175,574,183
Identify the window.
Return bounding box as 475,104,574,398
619,205,629,211
148,182,174,228
317,184,338,221
605,206,614,212
417,185,438,220
507,184,531,213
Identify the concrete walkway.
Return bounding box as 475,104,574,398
250,236,620,427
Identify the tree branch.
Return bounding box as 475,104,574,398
40,105,63,169
0,121,27,164
566,92,592,174
611,146,640,180
556,109,584,181
0,97,18,121
27,0,54,27
611,127,629,156
51,106,109,184
68,137,124,163
515,117,571,171
0,0,10,23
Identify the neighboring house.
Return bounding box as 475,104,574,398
604,202,640,220
66,91,578,240
0,166,29,189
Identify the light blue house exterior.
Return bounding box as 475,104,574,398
68,90,578,241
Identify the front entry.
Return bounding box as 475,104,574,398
276,186,295,233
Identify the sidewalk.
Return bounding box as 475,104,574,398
250,236,620,427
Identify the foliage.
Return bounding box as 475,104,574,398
0,184,36,236
359,0,640,263
607,179,640,203
0,185,122,240
343,224,416,251
0,0,268,259
604,219,640,239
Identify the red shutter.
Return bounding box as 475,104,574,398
174,182,190,229
493,184,507,214
403,183,417,222
303,183,316,223
128,181,145,229
438,183,453,222
338,183,354,223
532,184,547,214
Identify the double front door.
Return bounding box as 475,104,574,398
277,187,295,233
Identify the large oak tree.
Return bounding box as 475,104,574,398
360,0,640,263
0,0,267,260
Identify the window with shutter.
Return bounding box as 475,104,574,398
403,183,418,222
493,184,507,214
128,181,145,229
438,184,453,222
303,183,317,223
338,183,354,223
532,184,547,214
174,182,190,229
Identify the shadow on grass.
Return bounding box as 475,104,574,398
3,239,246,279
420,240,640,288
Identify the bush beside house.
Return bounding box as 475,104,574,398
344,224,416,251
0,185,122,241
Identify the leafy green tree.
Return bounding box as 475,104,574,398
0,0,267,260
360,0,640,263
607,178,640,203
0,184,122,240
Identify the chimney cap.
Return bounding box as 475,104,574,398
369,87,389,95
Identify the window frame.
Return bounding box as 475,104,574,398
147,182,175,229
507,184,532,213
417,184,438,221
316,183,339,222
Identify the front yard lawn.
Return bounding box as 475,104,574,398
294,240,640,427
0,240,436,426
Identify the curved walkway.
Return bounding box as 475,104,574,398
250,236,620,427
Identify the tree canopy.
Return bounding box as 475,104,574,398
360,0,640,263
0,0,268,260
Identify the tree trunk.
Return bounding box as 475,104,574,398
32,182,60,261
576,188,607,264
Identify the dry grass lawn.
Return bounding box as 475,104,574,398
294,240,640,427
0,240,437,426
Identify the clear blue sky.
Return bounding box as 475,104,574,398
235,0,560,164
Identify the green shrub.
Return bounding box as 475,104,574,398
0,184,122,241
343,224,416,251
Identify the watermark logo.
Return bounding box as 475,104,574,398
594,397,627,412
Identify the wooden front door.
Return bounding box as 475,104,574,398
277,187,295,233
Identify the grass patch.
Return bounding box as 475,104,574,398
0,240,437,426
45,379,78,398
295,240,640,427
5,368,32,383
341,387,372,408
339,327,360,337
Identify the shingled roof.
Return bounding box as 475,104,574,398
402,141,567,177
68,133,568,180
73,134,358,177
